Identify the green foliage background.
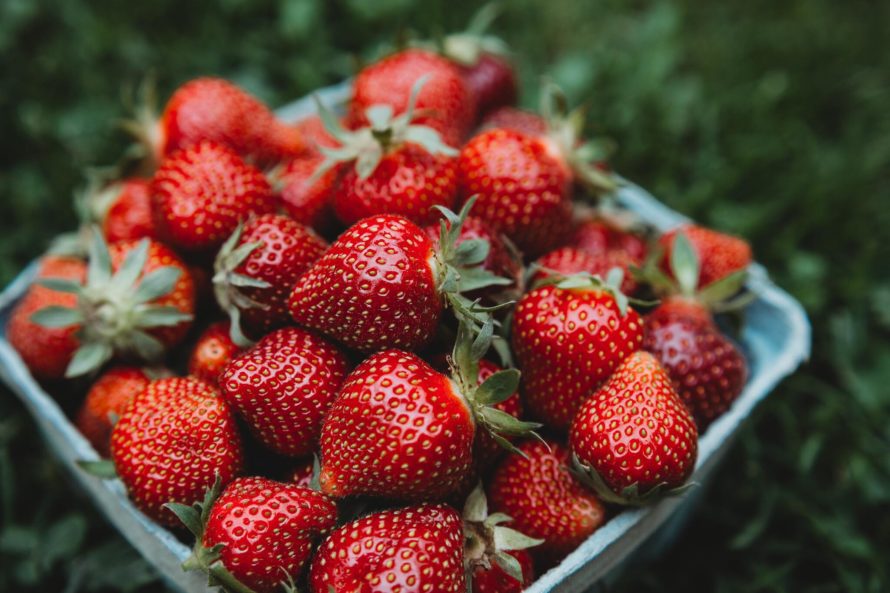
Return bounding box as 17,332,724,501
1,0,888,591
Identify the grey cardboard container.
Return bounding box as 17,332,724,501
0,82,810,593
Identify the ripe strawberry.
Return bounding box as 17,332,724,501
457,128,574,258
187,321,241,386
213,214,327,344
80,178,158,244
488,440,606,565
272,154,338,232
220,327,349,457
570,351,698,504
532,246,638,295
151,140,276,252
480,107,547,137
473,550,534,593
290,204,508,354
170,477,337,593
75,366,151,457
309,504,466,593
349,49,473,146
512,275,643,430
571,217,648,263
643,297,748,428
28,234,194,377
288,458,316,488
7,256,85,381
659,224,752,290
110,377,243,526
293,114,339,155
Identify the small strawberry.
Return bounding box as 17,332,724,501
488,439,606,565
110,377,243,526
169,477,337,593
308,503,466,593
658,224,752,290
7,256,86,381
213,214,328,344
151,140,276,252
349,49,474,146
75,366,151,457
272,154,338,232
293,113,339,155
570,351,698,504
220,327,349,458
571,216,648,263
480,107,547,137
187,321,241,386
512,274,643,431
473,550,534,593
80,178,157,244
288,458,316,489
532,245,638,295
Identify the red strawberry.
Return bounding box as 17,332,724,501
457,128,574,258
82,178,158,244
75,366,151,457
293,114,339,155
220,327,349,457
512,276,643,430
488,440,606,565
213,214,328,343
187,321,241,386
473,550,534,593
309,504,466,593
571,217,648,263
151,140,276,252
643,298,748,428
288,458,316,488
570,351,698,504
532,246,638,295
272,154,338,232
7,256,85,381
170,477,337,593
480,107,547,137
349,49,473,146
659,224,752,290
110,377,243,526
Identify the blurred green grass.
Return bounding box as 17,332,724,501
1,0,888,591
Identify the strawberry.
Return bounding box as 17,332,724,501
308,503,466,593
272,154,338,232
511,274,643,430
7,256,86,381
570,351,698,504
29,233,194,377
658,224,752,290
480,107,547,137
488,439,606,565
643,297,748,428
288,458,316,489
75,366,151,457
110,376,243,526
349,49,474,146
79,178,158,244
473,550,534,593
213,214,328,344
169,477,337,593
151,140,276,252
289,203,509,354
219,327,349,458
293,114,339,155
472,359,524,467
571,217,647,263
187,321,241,386
316,77,459,227
532,245,639,295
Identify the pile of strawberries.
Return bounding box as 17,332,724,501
7,10,755,593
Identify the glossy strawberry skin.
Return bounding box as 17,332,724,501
76,366,150,457
488,440,605,566
643,301,748,428
110,377,243,526
333,145,458,227
288,459,315,488
7,256,86,381
188,321,241,386
571,219,648,263
275,154,338,232
220,327,349,458
309,504,466,593
533,246,638,295
458,128,573,258
203,477,337,593
659,224,752,288
318,350,474,501
159,77,303,165
473,549,534,593
349,49,474,146
102,179,157,243
569,351,698,496
480,107,547,138
151,140,276,252
459,53,518,121
512,284,643,430
289,215,442,353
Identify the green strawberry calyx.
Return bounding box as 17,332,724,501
439,3,510,66
30,229,192,378
534,267,652,317
570,452,696,507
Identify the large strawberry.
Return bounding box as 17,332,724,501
151,140,276,252
219,327,349,457
213,214,328,344
658,224,752,290
75,366,151,457
512,274,643,430
532,245,638,295
7,256,86,381
488,439,606,566
169,477,337,593
308,504,466,593
29,233,194,377
109,377,243,526
289,203,509,354
349,49,473,146
570,351,698,504
187,321,241,386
